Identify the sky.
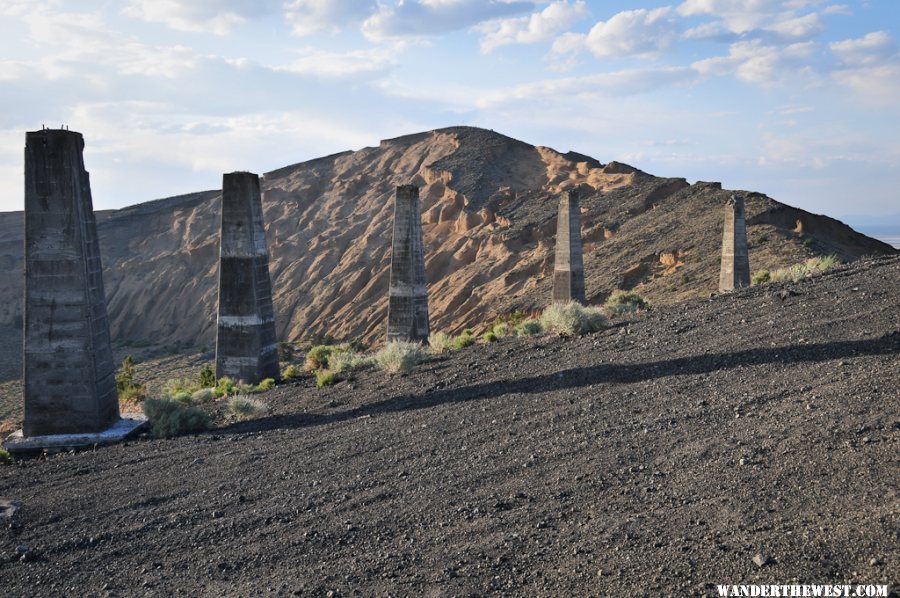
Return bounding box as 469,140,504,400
1,0,898,223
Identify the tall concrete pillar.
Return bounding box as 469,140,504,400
215,172,279,384
719,195,751,292
387,184,429,343
22,129,119,436
552,189,586,303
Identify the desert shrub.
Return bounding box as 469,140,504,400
143,398,209,438
450,330,476,350
328,351,372,374
514,319,543,336
116,356,146,403
213,377,238,398
163,377,199,398
605,290,648,315
172,391,194,406
316,370,339,387
0,447,12,466
492,322,511,337
277,341,294,362
227,395,269,420
428,331,453,354
483,331,498,343
256,378,276,391
191,388,214,404
540,302,607,335
375,341,424,375
199,364,215,388
769,255,839,283
282,364,301,380
751,269,770,285
306,345,346,371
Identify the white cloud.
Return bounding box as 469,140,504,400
273,46,397,77
123,0,280,35
283,0,378,37
677,0,821,34
767,12,824,38
477,66,696,107
477,0,588,53
829,31,896,66
693,39,817,85
829,32,900,105
362,0,534,41
554,7,680,61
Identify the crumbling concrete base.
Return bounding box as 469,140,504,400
2,417,147,454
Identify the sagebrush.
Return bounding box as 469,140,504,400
227,395,269,420
143,397,209,438
540,302,606,335
375,341,424,374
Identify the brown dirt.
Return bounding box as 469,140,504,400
1,256,897,596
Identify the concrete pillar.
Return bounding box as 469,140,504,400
387,184,429,343
552,189,586,303
719,195,751,292
22,129,119,436
215,172,279,384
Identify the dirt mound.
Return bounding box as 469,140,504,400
0,127,894,374
0,256,897,595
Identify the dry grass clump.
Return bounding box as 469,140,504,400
375,341,424,375
514,319,543,336
769,255,839,283
605,290,649,315
143,397,209,438
540,302,607,335
428,332,453,354
227,395,269,420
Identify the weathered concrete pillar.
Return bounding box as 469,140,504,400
215,172,279,384
21,129,119,437
719,195,751,292
552,189,586,303
387,184,429,343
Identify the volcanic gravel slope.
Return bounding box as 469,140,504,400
1,257,898,597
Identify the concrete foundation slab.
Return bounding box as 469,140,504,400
2,417,147,454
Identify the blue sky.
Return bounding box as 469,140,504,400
1,0,898,221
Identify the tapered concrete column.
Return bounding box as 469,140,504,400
215,172,279,384
387,184,429,343
719,195,751,292
552,189,586,303
22,129,119,436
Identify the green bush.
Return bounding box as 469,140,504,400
256,378,276,391
213,377,237,398
540,302,607,335
428,331,453,354
305,345,344,371
143,398,209,438
191,388,214,404
483,331,498,343
769,255,839,283
0,447,12,465
514,319,543,336
227,395,269,420
277,341,294,362
316,370,339,387
172,391,193,406
199,364,215,388
328,351,372,374
116,355,146,403
282,364,301,380
163,377,199,398
450,330,476,350
751,269,771,285
605,290,649,315
374,341,424,375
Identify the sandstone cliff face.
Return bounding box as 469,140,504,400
0,126,894,364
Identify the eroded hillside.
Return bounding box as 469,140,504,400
0,126,894,364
